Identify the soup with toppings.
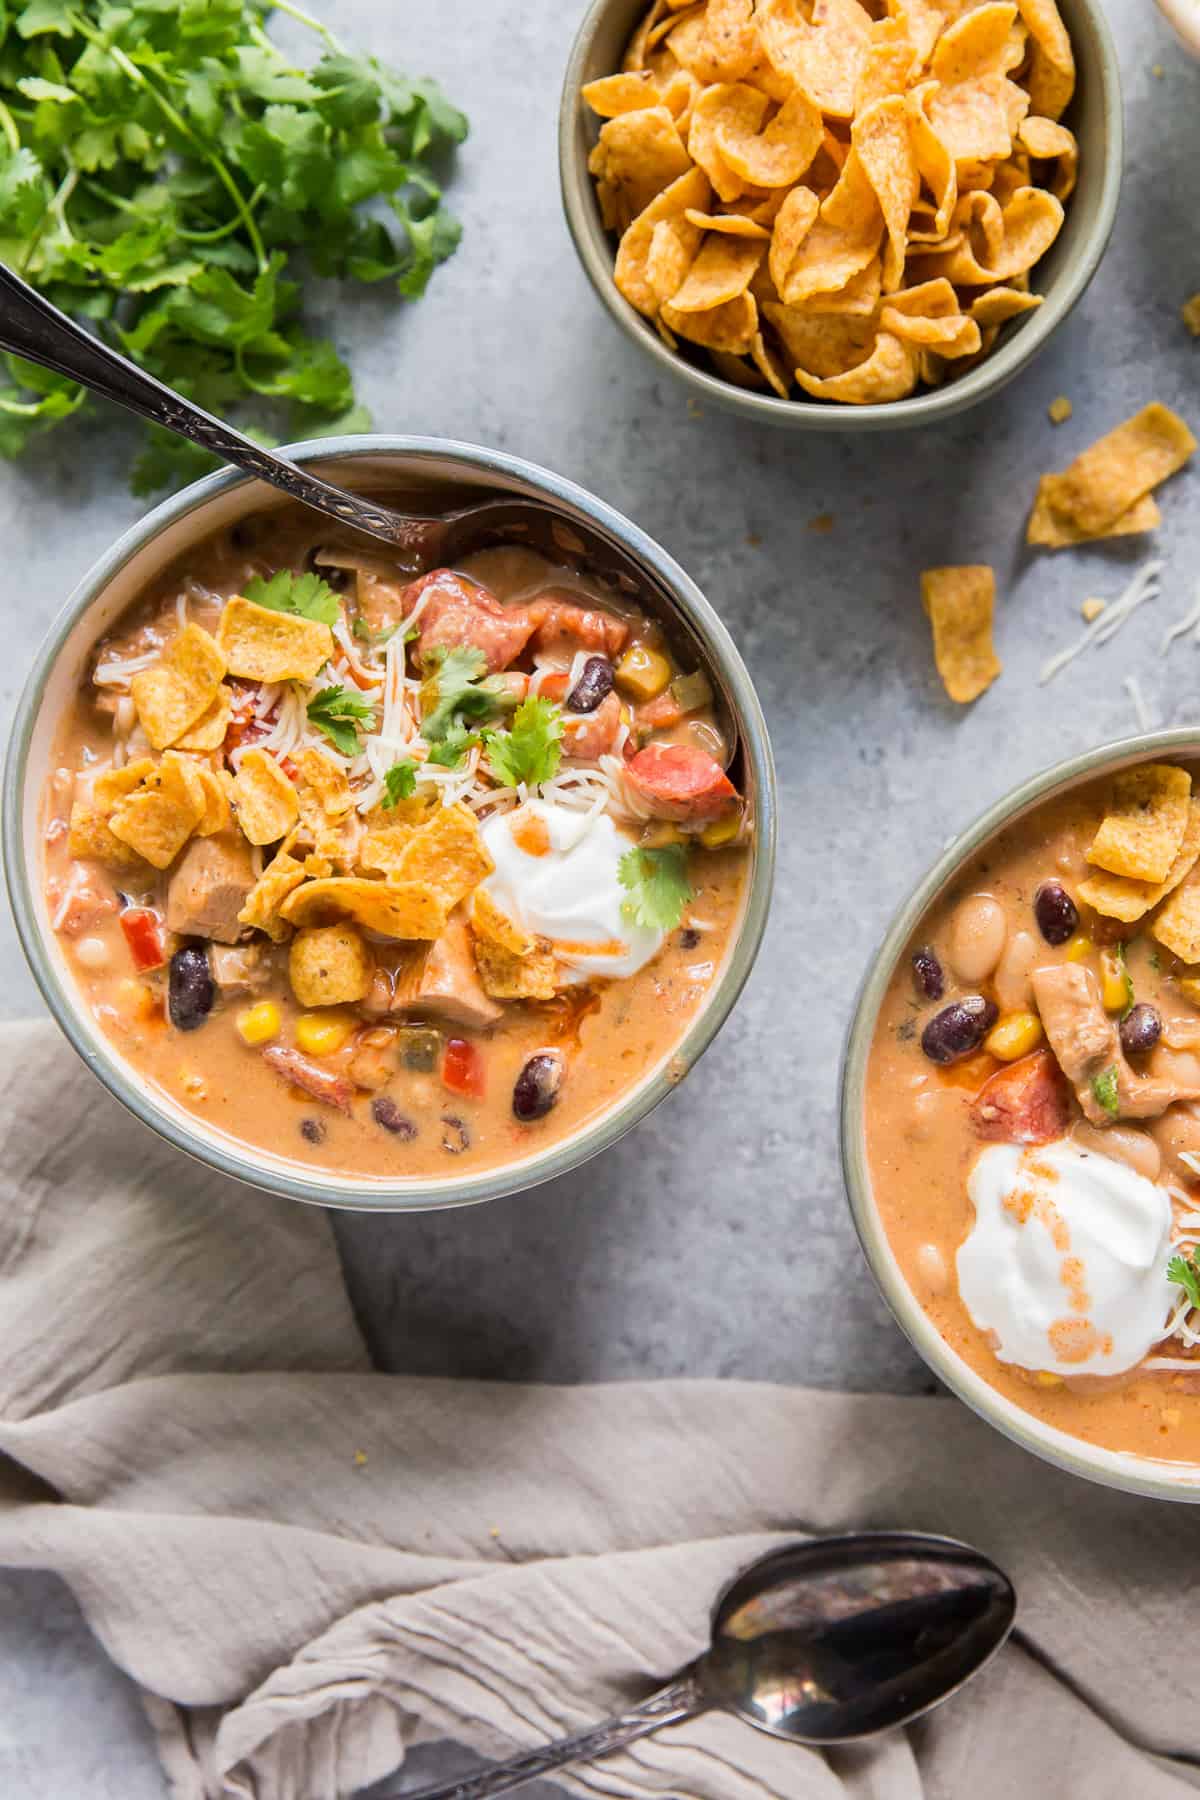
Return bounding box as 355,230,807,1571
42,506,752,1181
868,760,1200,1467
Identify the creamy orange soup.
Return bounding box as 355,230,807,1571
43,507,750,1181
868,765,1200,1467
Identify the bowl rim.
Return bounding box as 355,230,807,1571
558,0,1124,432
840,727,1200,1502
4,434,777,1214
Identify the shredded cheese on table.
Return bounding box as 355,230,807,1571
1039,559,1164,686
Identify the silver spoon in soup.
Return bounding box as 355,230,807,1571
404,1531,1016,1799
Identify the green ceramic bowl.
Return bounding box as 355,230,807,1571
4,438,776,1213
559,0,1123,430
841,731,1200,1501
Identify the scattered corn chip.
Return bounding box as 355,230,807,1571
683,208,770,237
1048,394,1072,424
108,750,205,869
1027,486,1161,549
1153,872,1200,965
581,71,663,117
590,105,694,229
1086,764,1191,884
1017,0,1075,120
94,757,155,810
67,801,148,870
471,886,535,957
921,564,1001,704
614,167,710,316
1078,801,1200,923
662,288,758,351
129,624,226,751
1184,294,1200,338
1080,597,1105,623
1030,404,1197,543
794,329,916,402
289,923,372,1008
216,597,333,683
233,749,299,846
238,846,307,942
757,0,872,120
716,88,823,187
280,875,447,941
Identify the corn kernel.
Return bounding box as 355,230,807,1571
985,1011,1044,1061
294,1009,354,1056
1099,950,1129,1013
639,821,687,849
116,977,158,1023
615,644,672,703
1033,1371,1063,1389
236,1000,282,1046
699,810,741,850
1064,933,1093,963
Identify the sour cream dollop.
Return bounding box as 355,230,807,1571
480,799,664,980
957,1140,1175,1377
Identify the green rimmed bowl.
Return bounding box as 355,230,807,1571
841,730,1200,1502
559,0,1123,431
4,437,776,1213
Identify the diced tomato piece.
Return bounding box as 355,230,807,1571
636,691,685,732
120,906,167,972
527,593,628,661
969,1050,1072,1146
410,570,536,673
624,742,737,822
442,1036,486,1099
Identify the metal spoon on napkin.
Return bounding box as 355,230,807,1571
408,1530,1016,1799
0,262,601,569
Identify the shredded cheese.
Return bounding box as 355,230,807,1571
1038,559,1164,686
1123,673,1152,732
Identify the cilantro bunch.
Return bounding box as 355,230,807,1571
0,0,467,492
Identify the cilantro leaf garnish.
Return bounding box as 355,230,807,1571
420,645,503,743
245,569,340,626
1091,1065,1120,1120
483,697,563,789
1168,1247,1200,1312
426,725,481,769
306,684,374,756
618,845,694,934
381,760,417,808
0,6,467,486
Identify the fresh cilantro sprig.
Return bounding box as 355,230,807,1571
0,2,467,489
1091,1065,1120,1120
381,759,417,808
306,684,374,756
245,569,340,625
618,846,694,934
484,697,563,789
1168,1246,1200,1311
419,646,507,768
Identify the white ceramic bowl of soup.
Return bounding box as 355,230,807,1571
841,732,1200,1502
4,437,775,1212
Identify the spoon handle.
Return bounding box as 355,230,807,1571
406,1674,704,1800
0,261,412,546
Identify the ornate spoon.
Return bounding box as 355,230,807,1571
408,1530,1016,1799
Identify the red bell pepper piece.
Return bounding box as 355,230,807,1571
120,906,167,971
442,1036,485,1099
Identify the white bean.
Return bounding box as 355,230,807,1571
1073,1120,1162,1184
74,936,111,971
993,929,1041,1013
948,894,1007,984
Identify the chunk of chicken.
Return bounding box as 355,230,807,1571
48,863,118,936
210,941,270,994
390,915,501,1030
166,834,256,945
1032,963,1200,1124
410,570,535,673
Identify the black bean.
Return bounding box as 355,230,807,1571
566,656,614,714
440,1114,470,1154
920,996,998,1065
513,1051,564,1122
1120,1003,1162,1057
168,944,214,1031
679,927,701,951
371,1096,417,1139
911,945,944,1001
300,1117,326,1145
1034,880,1079,946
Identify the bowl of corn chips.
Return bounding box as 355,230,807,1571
560,0,1122,427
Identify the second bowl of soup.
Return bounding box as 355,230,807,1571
843,734,1200,1500
5,438,774,1211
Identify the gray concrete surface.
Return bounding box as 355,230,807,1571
2,0,1197,1793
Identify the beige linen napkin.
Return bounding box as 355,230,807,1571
1,1019,1198,1800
